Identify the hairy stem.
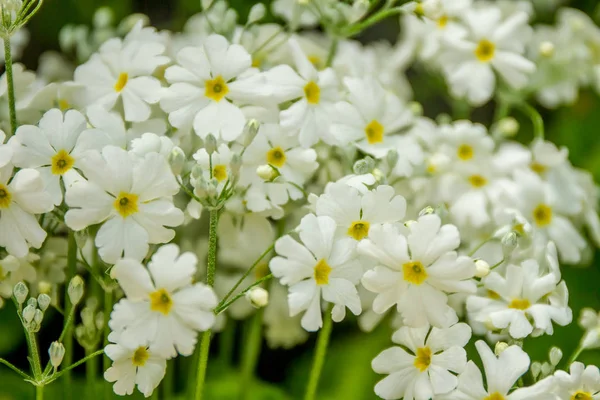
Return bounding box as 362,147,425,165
3,37,16,136
304,305,334,400
239,309,264,400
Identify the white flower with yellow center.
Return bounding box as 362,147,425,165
104,332,167,398
10,109,108,206
240,123,318,215
109,244,218,358
331,77,414,156
0,165,54,258
441,8,535,105
161,34,272,142
552,362,600,400
265,38,339,147
439,120,495,170
74,33,169,122
192,143,234,192
440,340,554,400
271,0,318,28
358,214,477,328
269,214,363,331
64,146,184,264
372,322,471,400
467,258,572,339
316,182,406,241
579,308,600,350
0,254,36,300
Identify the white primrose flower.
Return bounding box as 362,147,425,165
552,362,600,400
104,332,167,398
74,29,169,122
192,143,234,193
579,308,600,350
263,282,309,349
269,214,363,331
358,214,477,328
161,34,271,141
109,244,218,358
441,340,554,400
64,146,183,263
0,166,54,258
372,322,471,400
438,120,495,171
441,7,535,105
316,182,406,241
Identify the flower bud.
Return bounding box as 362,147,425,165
22,304,36,324
37,294,51,312
419,206,435,217
168,147,186,176
549,347,562,366
408,101,423,117
501,231,518,256
68,275,85,305
531,361,542,379
494,342,509,356
13,281,28,305
539,41,555,58
474,259,490,278
257,164,278,181
49,342,65,369
246,287,269,308
541,361,553,377
353,157,375,175
201,0,214,10
27,297,37,309
496,117,519,138
32,309,43,331
247,3,266,24
204,134,218,155
230,154,242,177
386,149,399,169
93,6,113,28
242,119,260,146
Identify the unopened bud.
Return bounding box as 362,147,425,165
201,0,214,10
257,164,278,181
541,361,553,377
49,342,65,369
474,259,490,278
247,3,266,24
408,101,423,117
539,41,555,58
242,120,260,146
549,347,562,366
23,304,36,323
204,134,218,155
13,282,28,305
230,154,242,177
27,297,37,309
74,229,88,250
168,147,186,176
386,149,399,169
494,341,509,356
531,361,542,379
501,231,518,256
246,287,269,308
496,117,519,137
32,309,44,331
419,206,435,217
353,157,375,175
37,294,51,312
93,7,113,28
68,276,85,305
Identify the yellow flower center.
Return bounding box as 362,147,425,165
114,73,129,92
364,120,384,144
131,346,150,367
487,290,501,300
509,298,531,310
457,144,474,161
403,261,428,285
205,75,229,102
532,204,552,227
468,174,487,188
475,39,496,62
304,81,320,104
513,223,525,235
58,99,70,111
437,15,448,28
266,147,286,168
51,149,75,175
113,192,139,218
572,391,593,400
530,162,547,174
251,57,263,68
347,220,370,241
484,393,506,400
213,164,228,182
0,184,12,209
308,55,322,69
413,347,432,372
149,288,173,315
314,259,332,285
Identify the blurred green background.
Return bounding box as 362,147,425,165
2,0,600,399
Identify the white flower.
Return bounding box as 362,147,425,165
109,244,218,358
438,120,495,170
552,362,600,399
269,214,363,331
217,213,275,270
271,0,318,28
161,34,270,141
372,322,471,400
0,166,54,257
441,340,554,400
579,308,600,350
104,333,167,398
441,8,535,105
74,33,168,122
192,143,234,194
316,182,406,241
358,214,477,328
0,129,12,168
0,254,36,299
263,282,309,349
65,146,183,263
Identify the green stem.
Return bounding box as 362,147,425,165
194,209,220,400
3,37,16,136
239,309,264,400
86,348,98,397
218,321,235,365
103,289,113,400
45,350,104,385
304,306,334,400
325,36,338,67
568,343,584,365
341,7,404,37
36,386,44,400
63,230,77,400
215,275,273,315
515,102,544,140
162,360,174,398
0,357,32,380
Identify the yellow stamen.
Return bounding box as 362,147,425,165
532,204,552,227
509,298,531,310
131,347,150,367
205,75,229,102
457,144,474,161
437,15,448,28
308,55,322,69
149,288,173,315
530,162,547,174
213,165,228,182
347,221,370,241
114,73,129,92
113,192,139,218
267,147,286,168
365,120,384,144
51,149,75,175
571,391,593,400
314,259,332,285
58,99,70,111
468,174,487,188
487,290,501,300
484,393,506,400
413,347,432,372
475,39,496,62
0,184,12,209
304,81,320,104
403,261,428,285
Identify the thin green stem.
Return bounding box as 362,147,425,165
218,321,235,365
468,237,493,257
239,309,264,400
325,37,339,67
63,230,77,400
568,343,585,365
215,274,273,315
3,37,17,136
86,348,98,398
0,357,32,380
340,7,404,37
194,209,220,400
25,330,43,380
515,102,544,140
103,289,113,400
304,305,334,400
162,360,174,398
45,350,104,385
